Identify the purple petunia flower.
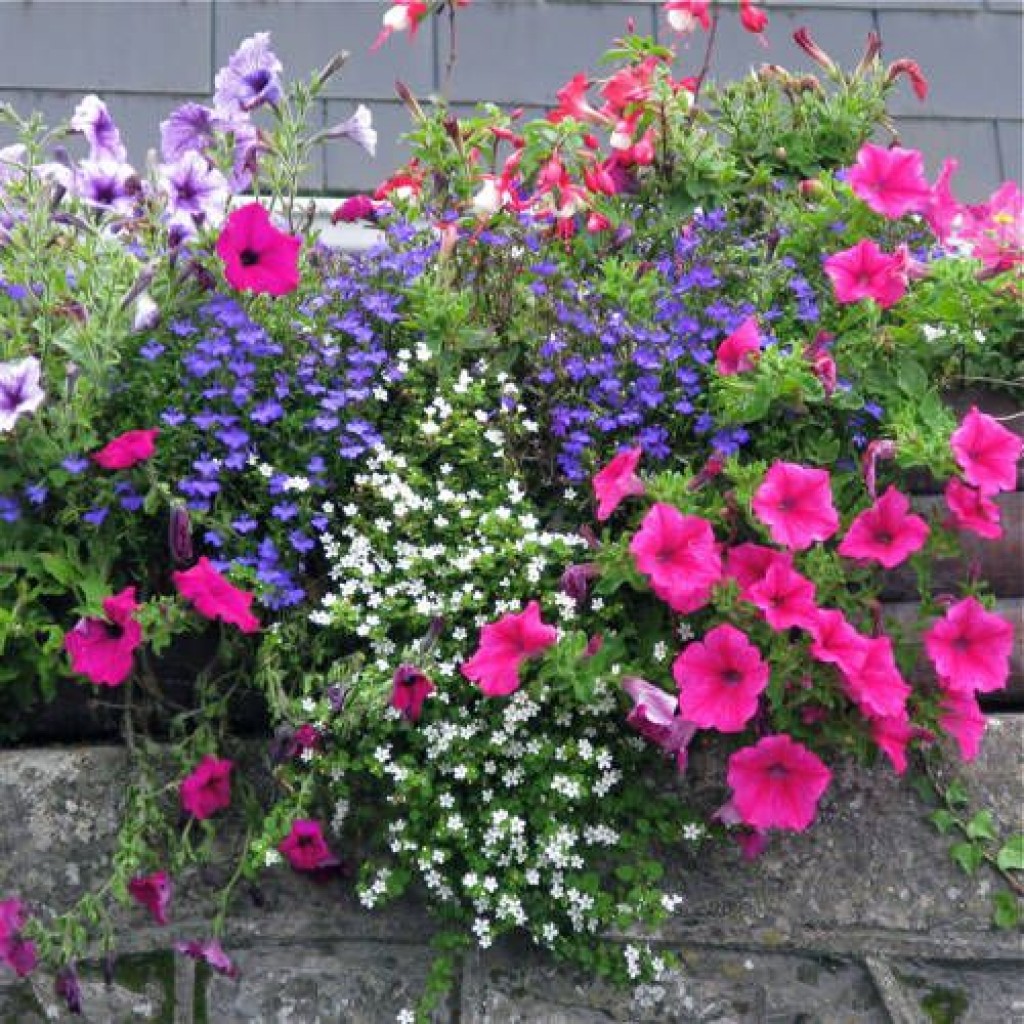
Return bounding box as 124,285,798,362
159,151,229,230
159,103,221,162
322,104,377,158
70,95,127,162
214,33,283,113
0,356,45,432
75,158,138,214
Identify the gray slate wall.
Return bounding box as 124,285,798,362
0,1,1022,199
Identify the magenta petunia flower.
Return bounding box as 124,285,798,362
726,734,832,832
0,356,45,432
461,600,558,697
837,486,930,569
630,503,721,613
752,461,839,551
924,597,1014,695
0,898,37,978
216,203,301,296
172,557,260,633
870,713,930,775
180,754,233,820
823,239,908,309
390,664,435,722
593,446,644,521
920,157,962,244
938,691,986,762
960,180,1023,275
64,586,143,687
174,938,238,978
673,624,770,733
128,871,172,926
278,819,340,872
807,608,869,675
715,315,761,375
745,561,819,632
847,143,930,220
839,633,910,720
92,428,159,470
723,543,792,600
622,676,697,770
944,478,1002,540
950,406,1022,495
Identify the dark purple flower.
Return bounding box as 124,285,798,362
169,504,194,565
174,938,239,979
83,506,109,526
54,963,83,1014
0,495,20,523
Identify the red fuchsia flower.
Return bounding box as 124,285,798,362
823,239,908,309
939,691,986,762
715,316,761,376
745,561,819,632
885,58,929,101
847,143,931,220
0,898,37,978
837,486,930,569
672,624,770,733
172,557,260,633
871,713,931,775
278,819,340,872
215,202,301,296
807,608,869,676
723,543,792,600
739,0,769,35
390,664,435,722
629,503,722,614
752,462,839,552
621,676,698,770
174,939,238,979
950,406,1022,495
924,597,1014,695
128,871,172,926
593,446,645,521
64,586,143,687
551,73,609,125
179,754,233,820
92,428,159,470
726,734,832,832
461,601,558,697
372,0,430,50
944,478,1002,540
840,634,910,721
663,0,711,35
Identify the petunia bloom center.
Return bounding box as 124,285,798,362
239,248,261,266
766,761,790,779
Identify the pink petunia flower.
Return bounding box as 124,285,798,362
752,462,839,551
807,608,869,676
672,624,770,733
824,239,908,309
92,428,159,470
621,676,697,770
920,157,962,244
630,503,722,613
924,597,1014,695
939,691,986,762
215,202,301,296
837,486,930,569
128,872,173,926
593,446,645,521
944,478,1002,540
390,664,435,722
715,316,761,376
179,754,233,819
745,561,819,631
723,543,792,600
871,713,931,775
461,601,558,697
278,819,340,872
172,557,260,633
959,181,1023,275
64,586,143,687
950,406,1022,495
175,939,239,978
840,633,910,720
847,143,931,220
726,734,832,832
0,898,37,978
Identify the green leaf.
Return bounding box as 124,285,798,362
896,359,928,397
965,810,997,842
929,809,956,835
950,841,984,875
945,779,970,808
992,892,1020,930
997,835,1024,872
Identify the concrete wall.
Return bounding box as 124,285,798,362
0,1,1021,199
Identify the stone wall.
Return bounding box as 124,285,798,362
0,1,1021,199
1,718,1021,1022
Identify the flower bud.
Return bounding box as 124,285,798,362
560,562,599,605
168,503,194,566
792,28,837,74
